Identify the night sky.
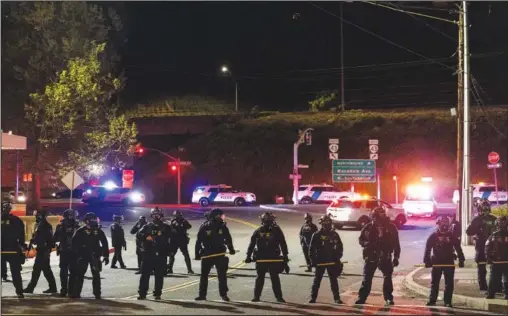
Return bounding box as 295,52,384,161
120,1,508,111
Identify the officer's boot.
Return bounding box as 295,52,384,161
166,256,175,275
185,256,194,274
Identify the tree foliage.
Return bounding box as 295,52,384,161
308,90,338,112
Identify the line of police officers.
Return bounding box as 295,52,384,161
2,198,508,306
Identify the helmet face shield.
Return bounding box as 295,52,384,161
437,216,450,232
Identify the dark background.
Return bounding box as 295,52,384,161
119,1,508,110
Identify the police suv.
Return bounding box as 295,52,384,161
192,184,256,207
326,197,407,229
453,183,508,205
296,184,354,204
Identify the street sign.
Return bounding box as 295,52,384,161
61,170,84,190
369,139,379,145
289,174,302,180
369,145,379,153
370,153,379,160
488,163,503,169
332,159,376,183
488,152,500,164
328,144,339,153
329,138,339,145
168,161,192,166
369,139,379,160
329,153,338,160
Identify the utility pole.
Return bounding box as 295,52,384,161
456,5,464,226
292,128,313,204
340,2,345,111
461,1,472,246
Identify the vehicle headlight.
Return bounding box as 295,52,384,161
86,189,92,194
17,196,26,202
51,193,56,197
130,192,145,203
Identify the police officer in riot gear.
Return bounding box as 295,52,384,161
137,207,172,300
485,216,508,299
1,200,25,298
245,212,288,303
111,215,127,269
424,216,465,307
356,207,401,306
131,215,147,274
195,208,235,301
467,200,497,291
71,212,109,299
23,208,58,294
167,210,193,274
308,214,344,304
53,208,80,297
449,214,461,242
300,213,318,272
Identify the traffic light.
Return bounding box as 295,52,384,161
171,165,177,172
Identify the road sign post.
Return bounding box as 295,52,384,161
293,128,313,204
369,140,380,198
328,139,339,160
61,170,84,209
168,160,192,204
488,152,501,206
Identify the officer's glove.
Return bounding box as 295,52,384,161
123,244,127,251
284,264,290,274
229,249,236,255
195,255,201,261
424,261,432,268
283,255,289,263
458,261,465,268
102,257,109,266
392,258,399,267
244,257,252,264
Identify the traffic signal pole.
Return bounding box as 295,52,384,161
293,128,313,204
177,157,181,205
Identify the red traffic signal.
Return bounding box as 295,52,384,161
138,148,144,154
171,165,177,172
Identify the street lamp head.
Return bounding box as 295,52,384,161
221,66,229,73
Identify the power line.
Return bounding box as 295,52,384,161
364,1,457,25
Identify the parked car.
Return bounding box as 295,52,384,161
1,187,27,203
82,186,145,205
52,188,85,199
326,197,407,229
191,184,256,207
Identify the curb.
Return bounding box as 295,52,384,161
259,205,298,213
402,267,508,312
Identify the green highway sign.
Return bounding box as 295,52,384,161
332,159,376,183
333,175,376,183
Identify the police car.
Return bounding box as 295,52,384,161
326,197,407,229
82,185,145,205
191,184,256,207
453,183,508,205
295,184,354,204
402,184,438,218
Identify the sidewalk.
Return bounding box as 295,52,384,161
402,246,508,314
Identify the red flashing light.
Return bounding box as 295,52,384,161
171,165,177,172
138,148,144,154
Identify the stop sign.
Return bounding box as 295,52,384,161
488,152,500,164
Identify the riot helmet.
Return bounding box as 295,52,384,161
495,216,508,231
63,209,76,221
138,215,147,225
436,216,450,233
151,207,164,222
371,207,387,224
209,208,225,222
113,214,123,223
2,200,12,216
477,200,491,216
34,208,48,223
319,214,333,231
173,210,183,219
260,212,276,226
304,213,312,223
83,212,99,229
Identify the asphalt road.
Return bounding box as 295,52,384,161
1,204,500,315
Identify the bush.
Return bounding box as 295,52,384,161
492,205,508,217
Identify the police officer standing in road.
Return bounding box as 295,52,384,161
424,216,465,307
23,208,58,294
485,216,508,299
131,215,147,274
71,212,110,299
111,215,127,269
308,214,344,304
1,200,25,298
53,209,80,297
245,212,288,303
136,207,172,300
300,213,318,272
195,208,235,301
167,211,194,274
466,200,497,292
356,207,401,306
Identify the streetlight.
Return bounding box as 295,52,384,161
393,176,399,205
221,65,238,112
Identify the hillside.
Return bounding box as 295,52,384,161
179,108,508,204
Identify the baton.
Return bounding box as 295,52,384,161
298,261,348,268
415,264,457,267
200,252,227,260
255,259,284,263
1,251,18,254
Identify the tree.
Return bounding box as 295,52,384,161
1,2,128,208
308,90,338,112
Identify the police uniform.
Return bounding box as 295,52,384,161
195,209,235,301
111,218,127,269
136,216,172,299
424,219,465,306
485,217,508,299
24,214,58,293
1,203,25,297
356,208,401,305
246,215,288,302
53,213,80,297
167,214,193,274
308,219,344,303
131,217,147,272
466,212,497,291
71,216,109,299
300,215,318,272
